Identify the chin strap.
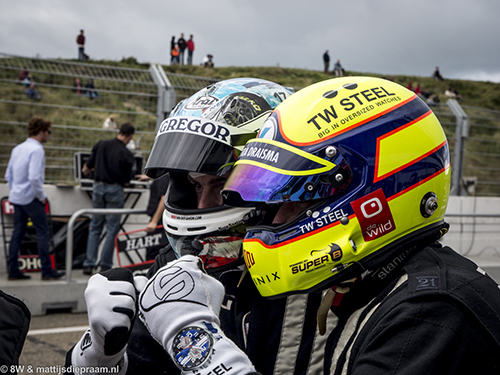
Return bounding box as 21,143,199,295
317,278,357,336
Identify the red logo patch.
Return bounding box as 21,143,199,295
1,199,14,215
351,189,396,241
244,249,256,269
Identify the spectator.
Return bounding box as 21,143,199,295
445,87,462,101
202,54,214,68
177,33,187,65
323,50,330,74
25,83,41,101
406,81,413,91
4,116,64,281
426,94,441,106
333,59,344,76
186,34,195,65
73,78,82,95
84,78,100,99
171,45,180,65
81,123,136,275
169,36,176,64
414,82,421,95
433,66,444,80
76,30,85,61
103,116,117,130
18,66,31,86
444,88,456,99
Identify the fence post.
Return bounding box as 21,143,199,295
447,99,469,196
149,64,177,131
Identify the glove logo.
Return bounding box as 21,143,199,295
140,264,198,312
80,330,92,353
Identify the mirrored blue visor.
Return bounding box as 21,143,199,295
222,139,352,205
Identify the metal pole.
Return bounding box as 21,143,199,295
447,99,469,196
149,64,176,131
65,208,146,282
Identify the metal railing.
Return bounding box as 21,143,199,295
0,53,220,185
2,53,500,195
65,207,146,282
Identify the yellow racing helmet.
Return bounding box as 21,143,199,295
222,76,450,298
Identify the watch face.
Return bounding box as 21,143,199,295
172,326,214,370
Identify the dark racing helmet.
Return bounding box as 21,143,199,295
222,77,451,297
144,78,293,271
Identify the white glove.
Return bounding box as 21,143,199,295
138,255,256,374
71,268,139,374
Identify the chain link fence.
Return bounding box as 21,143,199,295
432,102,500,196
0,53,218,184
1,53,500,195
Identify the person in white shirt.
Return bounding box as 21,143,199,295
4,116,64,280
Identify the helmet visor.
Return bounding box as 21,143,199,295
144,116,255,178
222,138,352,205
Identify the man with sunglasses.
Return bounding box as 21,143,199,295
5,116,64,281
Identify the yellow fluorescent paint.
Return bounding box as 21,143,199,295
275,77,415,146
376,113,447,181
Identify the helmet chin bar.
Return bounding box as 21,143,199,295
262,220,449,300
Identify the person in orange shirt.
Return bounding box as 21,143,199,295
171,45,180,65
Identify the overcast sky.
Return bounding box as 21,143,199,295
1,0,499,82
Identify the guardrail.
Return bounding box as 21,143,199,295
65,207,146,282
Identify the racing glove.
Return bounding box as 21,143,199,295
138,255,257,374
70,268,140,374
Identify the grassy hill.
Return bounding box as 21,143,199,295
2,56,500,193
96,57,500,110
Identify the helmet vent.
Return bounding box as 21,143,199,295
349,239,357,252
343,83,358,90
323,90,338,99
187,226,207,232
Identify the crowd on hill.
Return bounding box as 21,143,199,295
170,33,214,68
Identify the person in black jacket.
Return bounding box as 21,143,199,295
177,33,187,65
82,123,135,275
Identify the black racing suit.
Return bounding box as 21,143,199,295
70,242,500,374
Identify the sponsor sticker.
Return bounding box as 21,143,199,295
351,189,395,241
1,199,14,214
184,95,218,110
157,116,232,144
258,116,278,140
